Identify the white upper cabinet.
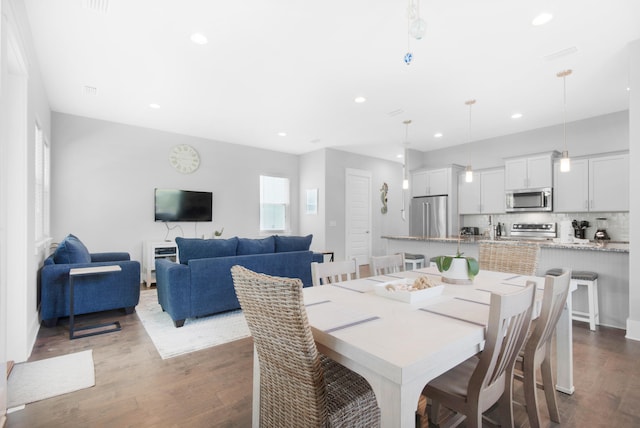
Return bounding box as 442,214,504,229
458,169,505,214
480,169,506,213
589,153,629,212
553,153,629,212
504,153,555,190
411,168,450,197
553,158,589,212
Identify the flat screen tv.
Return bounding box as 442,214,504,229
154,188,213,222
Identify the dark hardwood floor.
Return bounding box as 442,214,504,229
7,281,640,428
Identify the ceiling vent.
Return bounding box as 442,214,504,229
82,0,109,13
387,109,405,117
83,86,98,96
543,46,578,61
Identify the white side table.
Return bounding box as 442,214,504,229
69,265,122,340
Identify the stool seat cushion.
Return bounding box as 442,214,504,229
405,253,424,260
546,268,598,281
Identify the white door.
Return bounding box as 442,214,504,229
345,169,372,266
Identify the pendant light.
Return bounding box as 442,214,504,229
402,120,411,189
464,100,476,183
404,0,426,65
558,69,572,172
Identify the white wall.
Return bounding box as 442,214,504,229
51,113,302,263
324,149,407,261
417,111,629,170
299,149,326,252
1,0,51,366
627,39,640,340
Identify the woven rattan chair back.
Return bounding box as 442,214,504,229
478,242,540,276
370,253,405,275
231,265,380,428
311,259,359,286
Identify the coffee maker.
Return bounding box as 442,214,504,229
594,217,611,240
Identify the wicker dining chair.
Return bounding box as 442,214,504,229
478,241,540,276
514,268,572,428
311,259,359,286
369,253,405,275
230,265,380,428
419,282,536,428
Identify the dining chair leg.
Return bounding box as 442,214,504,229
541,354,561,423
497,373,516,428
523,356,542,428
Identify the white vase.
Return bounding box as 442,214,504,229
441,258,473,284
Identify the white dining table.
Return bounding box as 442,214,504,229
251,266,575,428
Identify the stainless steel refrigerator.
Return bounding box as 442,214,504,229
409,195,448,238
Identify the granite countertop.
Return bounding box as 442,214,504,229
381,235,629,253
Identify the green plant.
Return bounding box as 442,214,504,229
434,252,479,280
434,233,479,280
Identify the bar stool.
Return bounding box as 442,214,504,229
546,268,599,331
404,253,425,270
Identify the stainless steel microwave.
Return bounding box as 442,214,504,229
505,187,552,212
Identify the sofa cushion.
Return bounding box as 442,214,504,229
176,237,239,264
274,234,313,253
237,236,275,255
53,234,92,264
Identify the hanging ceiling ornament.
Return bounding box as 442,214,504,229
404,0,427,65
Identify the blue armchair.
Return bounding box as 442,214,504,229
40,234,141,327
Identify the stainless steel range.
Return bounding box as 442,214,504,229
509,222,557,239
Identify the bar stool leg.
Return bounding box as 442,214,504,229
593,278,600,327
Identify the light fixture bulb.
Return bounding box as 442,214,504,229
409,18,427,40
465,165,473,183
560,151,571,172
403,178,409,190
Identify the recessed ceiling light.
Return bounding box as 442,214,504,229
278,132,287,137
149,103,160,109
434,132,443,138
532,12,553,26
354,96,366,103
190,33,208,45
511,113,523,119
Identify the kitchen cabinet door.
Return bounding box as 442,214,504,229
589,153,629,211
527,154,554,188
504,158,528,190
427,168,449,195
554,158,589,212
458,172,481,214
480,169,505,213
411,171,429,197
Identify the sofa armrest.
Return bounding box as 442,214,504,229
155,258,191,325
91,252,131,262
312,252,325,263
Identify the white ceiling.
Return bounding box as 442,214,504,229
23,0,640,162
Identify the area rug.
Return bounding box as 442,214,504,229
7,350,95,409
136,289,251,359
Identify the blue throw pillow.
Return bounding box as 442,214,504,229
53,234,92,264
237,236,275,255
176,237,239,264
274,234,313,253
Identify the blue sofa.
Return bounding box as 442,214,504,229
155,235,323,327
40,234,141,327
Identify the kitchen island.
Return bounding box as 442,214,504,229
382,235,629,329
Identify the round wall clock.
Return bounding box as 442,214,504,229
169,144,200,174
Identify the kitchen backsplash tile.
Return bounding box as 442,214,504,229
461,212,629,242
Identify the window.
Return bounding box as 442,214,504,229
260,175,290,233
34,123,50,246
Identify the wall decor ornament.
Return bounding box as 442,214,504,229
380,182,389,214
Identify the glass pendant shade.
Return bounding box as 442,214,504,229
409,18,427,40
465,165,473,183
402,178,409,189
560,150,571,172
